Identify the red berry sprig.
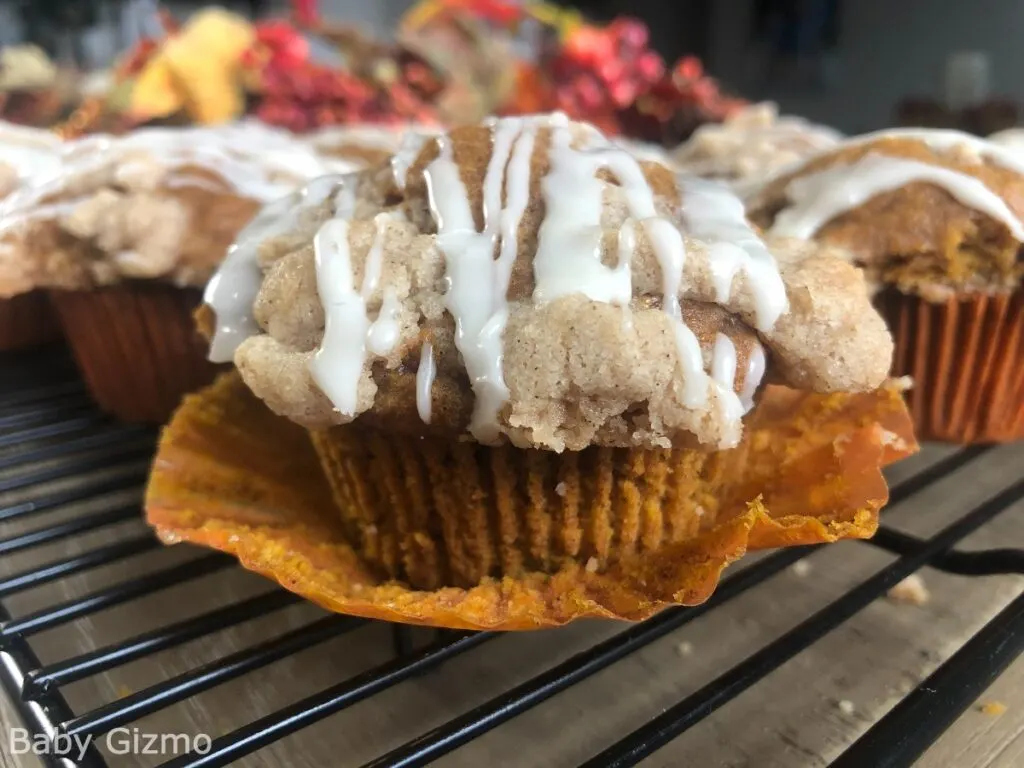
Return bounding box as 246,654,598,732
543,17,665,134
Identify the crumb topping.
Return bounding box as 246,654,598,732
210,115,892,452
0,122,360,296
672,103,842,192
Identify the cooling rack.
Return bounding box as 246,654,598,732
0,346,1021,768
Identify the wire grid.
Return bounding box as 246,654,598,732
0,347,1021,768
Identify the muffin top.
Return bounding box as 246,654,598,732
0,122,357,297
747,128,1024,298
672,103,842,193
308,124,441,169
0,121,62,199
209,114,891,452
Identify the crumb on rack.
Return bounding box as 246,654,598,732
585,557,599,573
979,701,1007,716
886,574,930,606
837,699,855,716
676,641,694,657
791,560,812,578
555,481,568,497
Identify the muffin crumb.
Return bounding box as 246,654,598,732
886,574,930,606
979,701,1007,716
791,560,812,578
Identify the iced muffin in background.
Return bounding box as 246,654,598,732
0,121,357,420
0,121,64,350
673,103,842,195
748,128,1024,442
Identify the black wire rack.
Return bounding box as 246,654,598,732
0,346,1022,768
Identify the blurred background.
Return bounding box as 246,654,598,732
0,0,1016,137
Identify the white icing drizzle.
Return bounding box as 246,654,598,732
334,182,358,219
988,128,1024,157
309,218,367,416
844,127,1024,175
363,213,403,356
533,117,633,305
309,211,404,413
3,122,346,232
367,289,401,356
740,342,767,412
422,116,544,441
391,131,434,190
769,152,1024,242
711,333,737,392
533,123,760,440
416,341,436,424
301,114,789,447
678,177,789,331
0,123,62,194
205,175,345,363
639,216,711,408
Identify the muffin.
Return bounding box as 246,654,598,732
747,128,1024,442
0,121,358,420
307,124,441,171
673,103,842,195
0,120,63,350
155,113,915,628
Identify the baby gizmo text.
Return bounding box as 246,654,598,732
9,727,213,760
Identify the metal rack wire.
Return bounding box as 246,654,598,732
0,346,1021,768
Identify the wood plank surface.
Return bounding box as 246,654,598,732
0,440,1020,768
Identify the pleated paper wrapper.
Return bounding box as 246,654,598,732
145,373,917,630
0,291,61,351
49,283,223,423
880,288,1024,443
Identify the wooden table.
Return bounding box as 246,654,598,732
0,438,1021,768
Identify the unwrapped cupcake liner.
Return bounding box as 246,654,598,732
49,283,222,423
145,373,916,630
880,288,1024,443
0,291,62,351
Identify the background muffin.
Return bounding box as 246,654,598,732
0,120,63,350
673,103,842,196
0,121,358,421
747,129,1024,442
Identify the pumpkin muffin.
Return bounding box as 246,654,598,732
307,124,440,171
0,120,63,350
747,128,1024,442
673,103,842,195
198,114,897,596
0,121,355,421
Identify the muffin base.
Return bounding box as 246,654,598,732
49,282,221,423
880,289,1024,443
310,429,725,591
145,373,917,629
0,291,62,351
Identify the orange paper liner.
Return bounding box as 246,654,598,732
0,291,62,351
49,283,223,424
880,289,1024,443
145,374,916,630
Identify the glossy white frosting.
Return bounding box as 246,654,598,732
299,116,786,445
768,130,1024,242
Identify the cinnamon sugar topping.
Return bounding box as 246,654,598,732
218,114,892,451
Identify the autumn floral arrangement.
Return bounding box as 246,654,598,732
54,0,746,145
